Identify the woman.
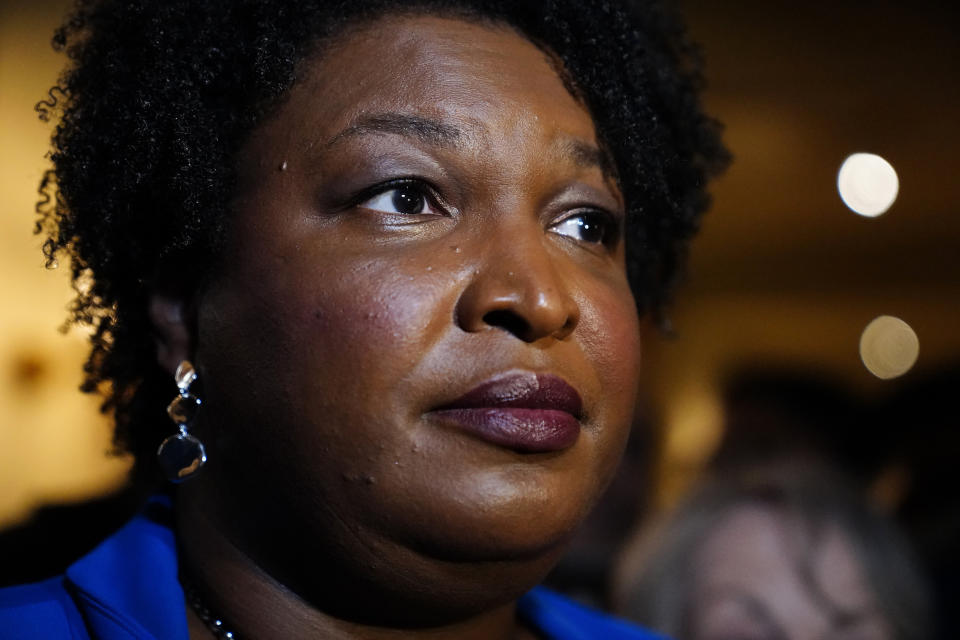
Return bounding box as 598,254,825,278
1,0,726,637
614,466,932,640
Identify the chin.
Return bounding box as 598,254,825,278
391,465,602,566
328,527,572,628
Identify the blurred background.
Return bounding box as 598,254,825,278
1,0,958,634
651,0,960,508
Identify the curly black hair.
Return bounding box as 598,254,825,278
36,0,728,488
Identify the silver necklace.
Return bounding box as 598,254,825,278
183,581,238,639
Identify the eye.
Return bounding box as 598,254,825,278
549,211,618,247
358,181,442,216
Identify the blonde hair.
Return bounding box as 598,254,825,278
613,464,932,640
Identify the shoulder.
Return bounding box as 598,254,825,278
0,495,186,640
0,576,89,639
518,586,669,640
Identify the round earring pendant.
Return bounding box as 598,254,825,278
157,432,207,482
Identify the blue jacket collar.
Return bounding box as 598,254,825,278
65,495,188,640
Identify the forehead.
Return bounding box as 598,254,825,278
696,504,877,619
276,14,599,153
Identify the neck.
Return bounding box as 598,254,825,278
177,492,542,640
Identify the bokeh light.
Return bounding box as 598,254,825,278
859,315,919,379
837,153,899,217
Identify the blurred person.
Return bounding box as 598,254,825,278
613,464,932,640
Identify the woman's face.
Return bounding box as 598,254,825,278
183,14,640,613
691,505,890,640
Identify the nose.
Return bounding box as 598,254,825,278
454,235,580,343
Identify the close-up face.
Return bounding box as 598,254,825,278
183,13,641,615
691,504,890,640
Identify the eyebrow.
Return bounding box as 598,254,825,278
559,138,605,170
322,112,464,150
558,137,620,186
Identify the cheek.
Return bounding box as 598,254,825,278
195,250,458,521
575,282,641,487
302,262,454,387
274,254,447,361
578,284,642,411
196,245,453,446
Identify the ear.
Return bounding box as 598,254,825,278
148,293,194,376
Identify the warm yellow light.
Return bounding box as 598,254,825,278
837,153,899,217
859,315,919,379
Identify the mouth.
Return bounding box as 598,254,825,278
427,371,583,453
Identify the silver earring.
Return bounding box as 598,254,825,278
157,360,207,482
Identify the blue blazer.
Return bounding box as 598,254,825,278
0,498,663,639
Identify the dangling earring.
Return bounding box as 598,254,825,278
157,360,207,482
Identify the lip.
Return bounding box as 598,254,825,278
427,372,583,453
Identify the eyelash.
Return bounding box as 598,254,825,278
353,178,447,217
352,178,621,249
549,209,621,249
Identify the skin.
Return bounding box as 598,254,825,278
151,14,641,640
691,505,891,640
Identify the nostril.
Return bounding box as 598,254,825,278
482,309,531,341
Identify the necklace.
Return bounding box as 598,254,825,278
183,581,238,639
